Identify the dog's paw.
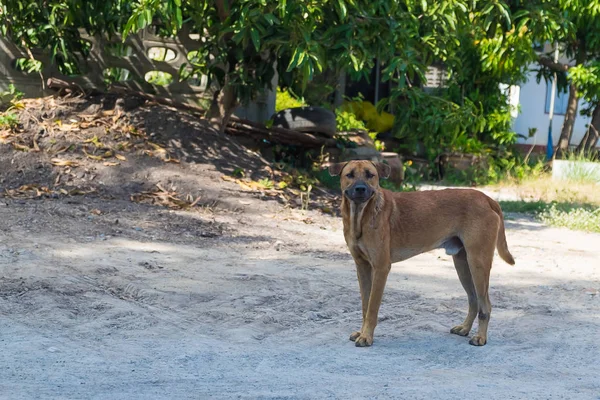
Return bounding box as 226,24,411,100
349,331,361,341
354,333,373,347
469,335,487,346
450,325,471,336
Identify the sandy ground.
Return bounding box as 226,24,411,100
1,189,600,400
1,94,599,398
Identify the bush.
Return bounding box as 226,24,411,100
275,88,306,112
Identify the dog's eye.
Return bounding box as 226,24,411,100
346,172,354,178
365,171,374,179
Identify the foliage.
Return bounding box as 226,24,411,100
0,84,24,129
335,109,367,133
500,199,600,233
540,204,600,233
0,0,122,75
569,61,600,113
145,71,173,86
2,0,597,179
275,88,306,112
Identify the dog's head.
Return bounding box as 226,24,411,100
328,160,390,204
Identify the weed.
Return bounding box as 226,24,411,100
553,150,600,184
540,205,600,233
499,199,600,233
257,178,274,190
0,84,24,130
300,184,312,211
233,168,245,178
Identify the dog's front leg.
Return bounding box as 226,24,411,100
354,258,391,347
350,258,372,342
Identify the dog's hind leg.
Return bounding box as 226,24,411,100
450,248,477,337
465,243,495,346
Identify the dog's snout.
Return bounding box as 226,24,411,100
344,182,372,203
354,184,367,194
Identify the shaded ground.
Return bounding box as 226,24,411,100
1,95,600,399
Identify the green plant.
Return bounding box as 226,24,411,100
13,58,43,73
232,168,245,178
540,205,600,233
0,84,24,129
146,71,173,86
0,113,19,129
275,87,305,112
500,200,600,233
258,178,274,190
335,109,367,133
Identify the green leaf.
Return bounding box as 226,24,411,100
279,0,287,19
175,7,182,28
349,53,359,71
287,48,302,71
338,0,347,19
250,28,260,51
264,13,280,25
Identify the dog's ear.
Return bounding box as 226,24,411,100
374,162,391,179
328,162,347,177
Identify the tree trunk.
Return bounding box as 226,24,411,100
555,83,578,157
207,73,238,133
576,104,600,153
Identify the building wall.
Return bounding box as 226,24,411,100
513,70,592,148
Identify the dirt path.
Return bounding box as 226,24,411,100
1,192,599,400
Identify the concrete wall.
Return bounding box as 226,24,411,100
0,26,275,123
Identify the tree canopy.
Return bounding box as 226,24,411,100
1,0,599,164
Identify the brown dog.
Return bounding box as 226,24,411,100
329,160,515,347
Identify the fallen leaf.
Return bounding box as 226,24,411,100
103,161,120,166
115,154,127,161
51,158,79,167
83,149,104,161
12,143,31,152
52,146,69,155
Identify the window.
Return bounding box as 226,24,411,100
545,79,569,115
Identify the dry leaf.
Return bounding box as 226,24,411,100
83,149,104,161
90,209,102,215
115,154,127,161
51,158,79,167
58,123,78,132
103,161,120,166
52,146,69,155
12,143,31,152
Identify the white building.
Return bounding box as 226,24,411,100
512,44,594,150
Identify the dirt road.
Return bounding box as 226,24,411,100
1,193,599,399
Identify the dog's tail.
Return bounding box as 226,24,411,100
488,198,515,265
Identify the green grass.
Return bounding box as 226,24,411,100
499,200,600,233
541,205,600,232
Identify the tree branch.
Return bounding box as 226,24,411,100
537,55,570,72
